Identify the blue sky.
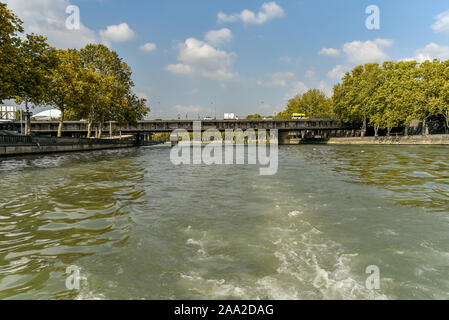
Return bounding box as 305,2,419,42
5,0,449,119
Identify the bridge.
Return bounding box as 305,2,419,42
0,119,359,144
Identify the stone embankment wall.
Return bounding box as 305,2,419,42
0,135,136,156
325,135,449,145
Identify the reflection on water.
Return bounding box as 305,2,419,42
0,149,145,299
301,146,449,213
0,145,448,299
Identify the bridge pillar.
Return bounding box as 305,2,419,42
170,132,179,147
279,131,290,145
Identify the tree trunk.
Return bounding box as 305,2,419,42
445,112,449,134
98,122,103,138
25,100,31,136
87,121,92,138
374,126,379,137
361,117,367,137
57,111,64,138
387,127,392,136
422,119,427,136
404,125,409,136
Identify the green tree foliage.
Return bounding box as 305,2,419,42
15,34,57,134
246,114,263,120
46,49,88,137
333,60,449,136
333,63,384,136
275,89,333,119
1,5,149,138
0,3,23,103
275,59,449,136
78,44,149,137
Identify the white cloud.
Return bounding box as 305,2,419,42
432,10,449,33
327,64,349,80
218,2,285,25
318,81,333,97
280,56,292,63
257,72,295,87
136,92,149,100
173,105,203,113
100,23,136,45
284,81,309,100
405,43,449,63
324,39,393,82
318,48,340,56
343,39,393,64
140,42,157,52
5,0,97,48
166,63,192,75
166,37,238,81
205,28,233,46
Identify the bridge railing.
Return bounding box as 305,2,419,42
0,135,33,145
0,135,135,146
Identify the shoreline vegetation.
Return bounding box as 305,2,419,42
271,60,449,137
0,4,149,138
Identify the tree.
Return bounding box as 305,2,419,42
118,93,149,126
276,89,333,119
46,49,87,137
440,81,449,133
333,68,361,124
246,114,263,120
15,34,56,135
0,3,23,102
334,64,383,136
413,60,441,135
79,44,145,137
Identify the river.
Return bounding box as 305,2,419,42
0,145,448,299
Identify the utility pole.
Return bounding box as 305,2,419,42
211,96,217,119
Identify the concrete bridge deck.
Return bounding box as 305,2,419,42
0,119,360,145
0,119,355,133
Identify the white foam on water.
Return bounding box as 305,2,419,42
177,218,388,300
288,210,303,217
75,291,105,300
186,238,202,246
265,215,388,300
179,272,248,299
178,210,389,300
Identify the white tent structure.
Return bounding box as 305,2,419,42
32,109,61,121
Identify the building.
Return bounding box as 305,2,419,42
0,106,17,121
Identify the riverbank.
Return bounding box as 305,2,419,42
322,134,449,145
0,135,138,157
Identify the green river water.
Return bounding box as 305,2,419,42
0,145,449,299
